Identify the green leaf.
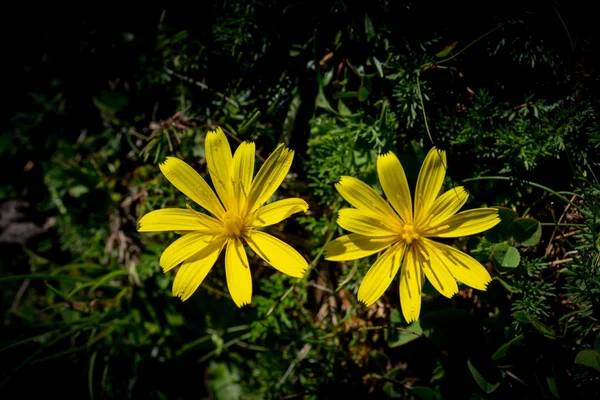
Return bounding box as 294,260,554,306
337,99,352,116
383,368,403,398
467,359,500,394
546,376,560,398
388,321,423,348
511,218,542,246
492,243,521,268
88,351,97,400
93,90,128,112
411,386,441,400
435,41,458,58
512,311,530,323
358,85,370,102
364,14,376,40
484,207,517,243
492,334,525,360
513,311,557,338
316,88,335,112
526,312,556,339
594,334,600,353
208,362,244,400
373,56,384,78
575,349,600,372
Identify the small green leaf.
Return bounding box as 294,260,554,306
575,349,600,372
594,334,600,353
435,41,458,58
512,311,530,323
492,334,525,360
526,312,556,338
411,386,441,400
467,359,500,394
485,207,518,243
513,311,557,338
373,56,384,78
335,91,357,99
492,243,521,268
337,99,352,116
511,218,542,246
69,185,90,198
546,376,560,398
358,85,370,102
364,14,376,40
388,321,423,348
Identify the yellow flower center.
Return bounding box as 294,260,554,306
400,224,420,245
222,211,245,238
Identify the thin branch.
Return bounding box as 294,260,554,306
164,67,241,108
434,24,504,65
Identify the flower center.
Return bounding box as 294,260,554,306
222,211,245,238
400,224,420,245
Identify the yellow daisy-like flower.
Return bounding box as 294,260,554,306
324,147,500,322
138,128,309,306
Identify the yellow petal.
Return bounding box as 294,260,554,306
160,233,223,272
336,208,400,236
250,198,308,228
422,239,491,290
357,243,406,306
399,245,424,323
335,176,397,220
246,230,307,278
225,238,252,307
206,128,235,211
377,152,413,223
426,186,469,227
425,208,500,238
233,141,255,209
324,234,397,261
172,239,225,301
246,144,294,213
159,157,225,219
414,147,447,223
138,208,221,232
416,242,458,298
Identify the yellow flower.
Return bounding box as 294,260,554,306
324,147,500,322
138,128,309,306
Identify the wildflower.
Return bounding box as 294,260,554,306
138,128,308,306
324,147,500,322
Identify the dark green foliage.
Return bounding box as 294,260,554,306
2,1,600,399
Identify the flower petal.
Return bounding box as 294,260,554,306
357,242,406,306
225,238,252,307
206,128,235,211
377,152,413,223
246,230,307,278
250,198,308,228
414,147,447,223
138,208,221,232
416,242,458,298
233,141,255,209
426,186,469,227
335,176,397,220
425,208,500,238
399,245,424,323
324,234,398,261
160,233,223,272
246,144,294,213
172,238,225,301
337,208,400,236
422,239,491,290
159,157,225,219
